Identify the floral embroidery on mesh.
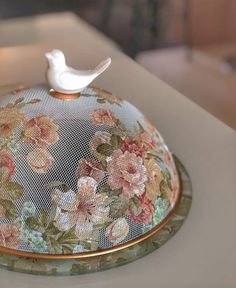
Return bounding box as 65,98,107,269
0,95,178,253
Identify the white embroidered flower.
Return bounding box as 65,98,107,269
52,177,109,240
106,218,129,244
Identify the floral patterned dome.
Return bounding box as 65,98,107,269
0,85,180,255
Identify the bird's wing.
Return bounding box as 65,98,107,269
69,67,93,75
59,71,92,89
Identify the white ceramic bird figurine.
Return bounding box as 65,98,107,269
45,49,111,94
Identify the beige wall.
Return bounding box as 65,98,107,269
167,0,236,47
190,0,236,46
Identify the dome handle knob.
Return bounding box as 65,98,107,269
45,49,111,99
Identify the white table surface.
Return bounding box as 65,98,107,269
0,12,235,288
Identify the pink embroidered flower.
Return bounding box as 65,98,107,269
76,158,105,183
129,193,154,224
121,138,145,157
106,218,129,244
0,107,25,138
139,131,157,150
107,150,147,198
0,224,20,248
144,158,163,201
23,115,59,146
91,108,116,126
0,150,15,181
52,177,109,240
27,147,54,174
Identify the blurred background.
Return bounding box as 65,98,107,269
0,0,235,129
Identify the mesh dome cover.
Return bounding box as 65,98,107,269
0,85,179,255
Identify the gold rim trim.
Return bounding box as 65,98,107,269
0,167,182,261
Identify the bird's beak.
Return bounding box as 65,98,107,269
45,52,53,60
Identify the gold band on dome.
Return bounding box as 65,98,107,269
0,168,182,261
49,89,81,100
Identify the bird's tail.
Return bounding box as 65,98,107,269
93,57,111,76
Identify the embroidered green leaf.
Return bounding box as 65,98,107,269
165,169,172,190
161,169,172,191
44,222,60,235
0,199,18,220
100,159,107,170
39,209,48,228
16,98,41,108
82,87,123,106
58,227,78,243
129,196,142,216
96,98,106,104
93,223,108,229
43,181,70,192
137,121,145,132
6,98,23,108
160,180,171,200
13,97,25,105
110,196,129,218
115,119,126,131
92,87,123,106
110,188,122,196
110,134,122,148
147,152,163,164
99,184,111,194
46,225,78,244
61,243,77,254
46,240,62,254
108,126,127,137
96,143,114,156
108,119,127,137
28,99,41,105
45,206,57,226
46,227,79,254
25,216,41,231
96,134,122,157
2,181,24,200
80,240,93,249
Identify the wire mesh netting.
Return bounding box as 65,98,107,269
0,85,179,254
